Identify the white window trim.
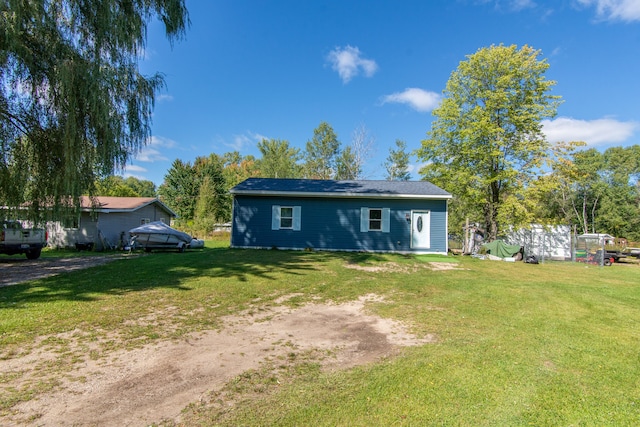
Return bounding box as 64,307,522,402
360,207,390,233
272,205,301,231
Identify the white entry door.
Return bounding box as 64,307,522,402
411,211,431,249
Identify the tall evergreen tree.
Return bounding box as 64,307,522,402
194,154,228,223
384,139,411,181
158,159,198,221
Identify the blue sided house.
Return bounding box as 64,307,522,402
229,178,452,254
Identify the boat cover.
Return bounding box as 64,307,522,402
129,221,192,243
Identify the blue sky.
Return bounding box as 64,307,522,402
128,0,640,186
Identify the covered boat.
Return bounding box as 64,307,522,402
129,221,192,252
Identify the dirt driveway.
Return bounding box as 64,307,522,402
0,255,121,287
0,256,438,426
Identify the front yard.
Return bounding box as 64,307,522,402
1,240,639,425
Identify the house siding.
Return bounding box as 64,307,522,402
46,202,173,250
46,214,98,249
231,195,448,253
96,204,170,249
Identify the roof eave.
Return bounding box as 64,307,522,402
81,199,178,217
230,190,452,199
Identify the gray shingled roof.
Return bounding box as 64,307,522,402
230,178,451,199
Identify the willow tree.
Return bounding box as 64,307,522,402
0,0,189,222
417,44,561,240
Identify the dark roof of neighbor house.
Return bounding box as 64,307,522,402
230,178,452,199
79,197,177,216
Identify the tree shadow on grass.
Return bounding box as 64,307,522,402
0,247,387,306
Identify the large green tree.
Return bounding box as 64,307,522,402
256,138,302,178
95,176,156,197
538,145,640,240
222,151,258,189
124,177,157,197
0,0,188,222
600,146,640,239
304,122,340,179
417,44,561,240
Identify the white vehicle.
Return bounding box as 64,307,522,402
1,220,48,260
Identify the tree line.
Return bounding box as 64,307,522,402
144,122,411,235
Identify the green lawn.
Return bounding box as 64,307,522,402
2,240,640,426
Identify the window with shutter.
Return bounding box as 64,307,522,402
272,205,301,231
360,207,390,233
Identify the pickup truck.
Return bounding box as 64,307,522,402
1,220,48,259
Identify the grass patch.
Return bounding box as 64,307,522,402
2,240,640,425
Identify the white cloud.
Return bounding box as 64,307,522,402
148,135,177,148
123,164,148,173
475,0,536,12
542,117,639,146
230,134,252,151
225,131,267,151
509,0,536,11
119,164,149,181
326,46,378,83
156,94,174,102
577,0,640,22
381,88,441,112
134,135,176,162
249,131,269,143
134,147,167,162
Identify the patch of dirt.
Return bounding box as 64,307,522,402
344,261,464,273
0,255,124,287
428,262,466,271
2,294,436,426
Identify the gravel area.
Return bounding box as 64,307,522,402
0,255,124,287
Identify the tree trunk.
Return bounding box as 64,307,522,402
484,181,500,241
590,195,599,233
582,192,589,235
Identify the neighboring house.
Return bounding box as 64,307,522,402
47,197,176,250
229,178,452,254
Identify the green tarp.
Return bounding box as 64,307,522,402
482,240,522,258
